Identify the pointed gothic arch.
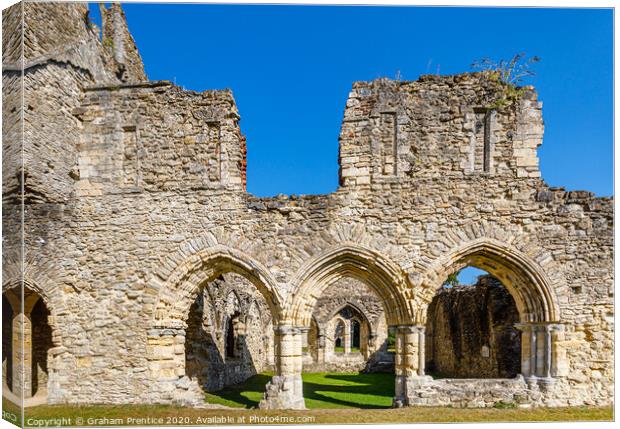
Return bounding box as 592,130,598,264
287,243,412,327
150,245,284,328
417,238,561,324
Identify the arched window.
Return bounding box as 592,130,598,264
225,313,239,359
334,319,345,352
351,319,361,352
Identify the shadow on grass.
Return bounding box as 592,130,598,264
303,372,394,409
204,372,395,410
204,373,273,408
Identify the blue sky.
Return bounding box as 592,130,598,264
90,4,613,198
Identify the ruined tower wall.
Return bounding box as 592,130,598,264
99,3,147,82
2,2,126,203
338,75,542,187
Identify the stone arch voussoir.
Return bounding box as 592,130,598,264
412,225,563,324
282,223,412,286
286,242,414,327
149,242,284,329
2,258,65,344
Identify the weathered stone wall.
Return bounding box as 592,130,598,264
73,82,245,196
2,2,613,409
425,276,521,378
2,2,126,203
99,3,147,83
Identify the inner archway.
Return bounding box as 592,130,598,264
302,277,392,375
293,273,397,408
184,273,275,393
149,246,284,408
280,245,412,409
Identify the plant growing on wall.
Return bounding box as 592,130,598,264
443,270,462,288
471,53,541,109
471,52,540,86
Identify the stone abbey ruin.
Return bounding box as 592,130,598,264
1,3,614,410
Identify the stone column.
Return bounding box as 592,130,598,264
344,320,351,354
259,325,305,410
393,325,430,407
544,324,552,378
515,323,534,378
416,326,425,376
540,323,565,387
530,326,538,378
13,311,32,397
317,334,326,363
515,322,564,384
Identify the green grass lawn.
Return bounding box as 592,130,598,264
2,373,613,425
2,396,612,426
204,372,394,409
333,347,360,353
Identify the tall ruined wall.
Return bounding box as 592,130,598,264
99,3,147,82
2,2,25,279
2,2,613,408
338,75,542,187
425,276,521,379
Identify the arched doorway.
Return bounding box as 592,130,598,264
351,319,361,351
334,319,345,352
425,267,521,378
149,246,287,407
282,244,412,409
184,274,275,393
415,239,565,404
2,286,53,401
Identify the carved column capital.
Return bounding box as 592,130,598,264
397,324,425,334
274,325,302,336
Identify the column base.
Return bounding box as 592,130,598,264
259,375,306,410
523,375,558,393
393,375,433,407
535,376,557,392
